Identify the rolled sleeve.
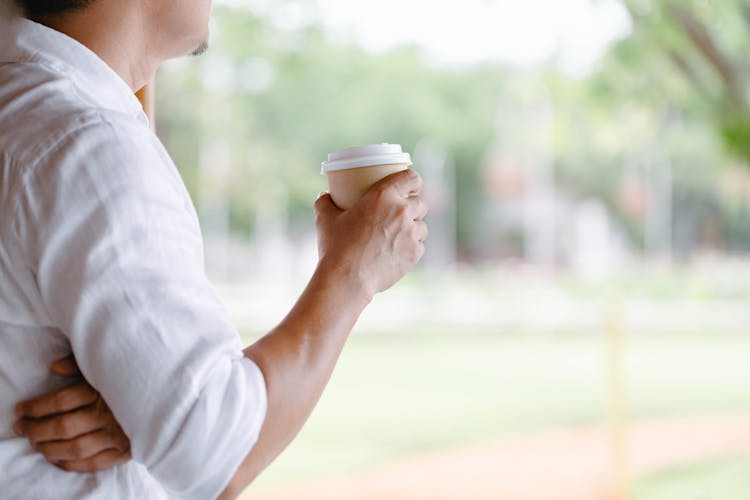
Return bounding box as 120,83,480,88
14,112,266,499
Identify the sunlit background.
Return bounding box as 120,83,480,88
154,0,750,498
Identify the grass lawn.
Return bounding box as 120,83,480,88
243,329,750,490
634,455,750,500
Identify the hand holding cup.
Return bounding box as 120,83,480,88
315,144,428,298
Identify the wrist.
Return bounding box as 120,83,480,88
314,255,375,306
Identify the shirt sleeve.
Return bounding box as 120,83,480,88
12,111,267,500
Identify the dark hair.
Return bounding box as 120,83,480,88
15,0,92,17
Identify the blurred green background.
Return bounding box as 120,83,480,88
152,0,750,498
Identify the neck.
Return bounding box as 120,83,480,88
36,3,157,91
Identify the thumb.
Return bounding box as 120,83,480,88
51,355,81,377
314,192,341,217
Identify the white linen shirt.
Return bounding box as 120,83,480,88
0,16,267,500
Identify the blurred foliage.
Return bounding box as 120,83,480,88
621,0,750,162
613,0,750,251
155,0,750,259
157,4,504,249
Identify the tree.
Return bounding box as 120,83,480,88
622,0,750,163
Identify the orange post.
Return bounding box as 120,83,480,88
606,304,630,500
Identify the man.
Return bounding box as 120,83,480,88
0,0,428,498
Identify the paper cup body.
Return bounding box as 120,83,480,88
321,144,413,210
326,163,410,210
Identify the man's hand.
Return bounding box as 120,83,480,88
314,169,429,299
13,355,131,472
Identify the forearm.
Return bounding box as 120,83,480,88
219,259,371,498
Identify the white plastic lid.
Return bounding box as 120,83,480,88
321,143,413,173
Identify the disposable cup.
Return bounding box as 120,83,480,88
321,144,413,210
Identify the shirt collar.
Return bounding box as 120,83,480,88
0,15,146,120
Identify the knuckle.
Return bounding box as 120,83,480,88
55,416,73,437
53,389,71,411
68,438,85,459
410,172,423,189
313,201,324,216
371,184,388,202
115,431,131,450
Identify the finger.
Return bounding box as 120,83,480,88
367,169,422,199
50,355,80,377
385,169,422,197
406,196,429,221
38,429,130,462
58,448,132,473
16,382,98,419
22,406,104,444
314,192,340,217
